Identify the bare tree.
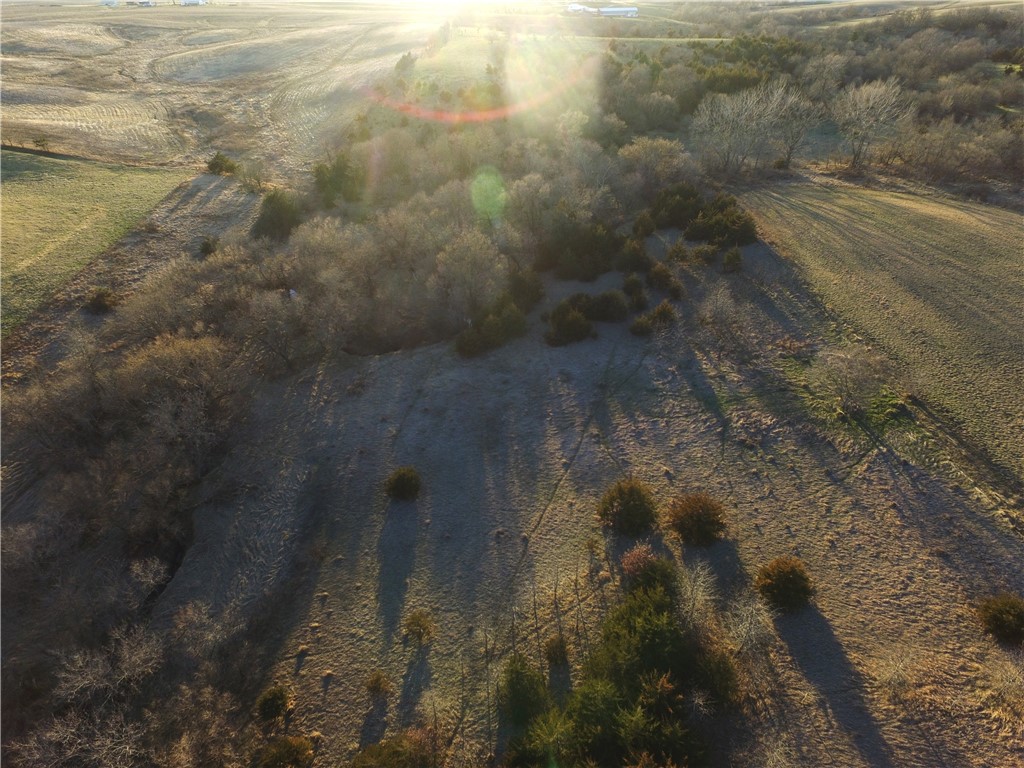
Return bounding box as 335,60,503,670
832,79,913,167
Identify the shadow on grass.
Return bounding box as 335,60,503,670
377,500,419,643
359,696,390,749
397,649,432,727
775,605,897,768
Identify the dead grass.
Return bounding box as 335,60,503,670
741,179,1024,487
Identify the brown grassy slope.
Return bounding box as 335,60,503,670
157,254,1024,766
740,180,1024,491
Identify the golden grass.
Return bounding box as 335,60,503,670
741,181,1024,483
0,150,189,336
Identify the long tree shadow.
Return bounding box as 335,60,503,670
397,649,432,727
377,500,418,643
688,537,748,598
775,606,897,768
359,696,390,749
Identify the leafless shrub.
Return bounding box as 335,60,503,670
726,593,776,658
676,561,719,636
810,345,889,418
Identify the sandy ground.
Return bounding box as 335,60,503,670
155,240,1024,766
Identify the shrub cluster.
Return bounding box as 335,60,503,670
663,493,727,546
537,222,623,282
312,150,361,207
684,194,757,246
256,685,291,722
83,286,118,314
403,609,435,646
977,593,1024,645
544,634,569,666
722,246,743,273
646,262,684,298
618,238,654,273
385,466,421,500
207,151,237,175
650,182,704,228
622,274,648,311
456,298,527,358
258,735,314,768
507,575,734,767
252,189,303,241
597,477,658,536
499,653,551,727
631,300,677,336
755,556,813,610
544,308,591,346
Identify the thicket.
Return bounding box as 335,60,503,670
505,559,743,767
253,189,303,240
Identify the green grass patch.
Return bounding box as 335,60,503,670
1,150,190,336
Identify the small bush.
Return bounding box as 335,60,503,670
618,238,653,273
199,234,219,256
622,545,677,596
630,315,653,336
692,244,719,263
722,247,742,274
651,182,703,228
403,609,435,646
664,493,726,546
684,195,757,246
508,268,545,313
253,189,302,241
620,543,657,580
598,477,658,536
646,262,673,291
456,299,527,358
545,302,593,346
207,151,237,175
385,466,421,500
498,653,550,727
650,300,677,325
256,685,291,722
622,274,649,311
632,210,656,238
544,634,569,666
587,291,630,322
666,240,688,262
259,736,313,768
978,593,1024,644
755,556,813,610
351,729,434,768
365,669,394,697
83,286,118,314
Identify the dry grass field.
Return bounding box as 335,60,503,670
740,178,1024,492
0,150,189,336
1,3,435,171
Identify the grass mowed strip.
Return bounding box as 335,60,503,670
1,150,190,336
741,181,1024,485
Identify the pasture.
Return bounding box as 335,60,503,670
0,150,189,336
741,179,1024,488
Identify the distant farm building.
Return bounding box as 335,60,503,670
179,0,206,5
599,6,639,17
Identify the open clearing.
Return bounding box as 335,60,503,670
740,179,1024,492
159,252,1024,766
0,149,189,336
